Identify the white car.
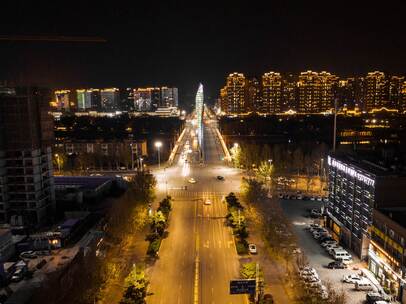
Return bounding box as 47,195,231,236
188,178,196,184
204,199,212,205
342,274,365,284
248,244,257,254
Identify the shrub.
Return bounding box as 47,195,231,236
235,239,248,255
147,239,161,256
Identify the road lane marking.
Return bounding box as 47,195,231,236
194,233,200,304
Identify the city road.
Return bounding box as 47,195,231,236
148,114,247,304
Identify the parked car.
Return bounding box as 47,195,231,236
327,261,347,269
10,269,24,283
342,274,364,284
292,248,302,254
20,251,37,259
248,244,257,254
355,281,375,291
204,199,212,205
299,267,318,277
216,176,224,181
366,292,391,304
188,178,196,184
321,241,337,248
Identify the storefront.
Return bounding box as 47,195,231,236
369,245,406,303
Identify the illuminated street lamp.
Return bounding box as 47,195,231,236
55,154,61,173
233,142,238,148
155,141,162,168
139,157,143,171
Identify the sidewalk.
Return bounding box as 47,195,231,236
244,203,295,303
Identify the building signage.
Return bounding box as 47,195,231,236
328,156,375,187
229,279,256,294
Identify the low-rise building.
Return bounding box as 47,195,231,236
369,208,406,301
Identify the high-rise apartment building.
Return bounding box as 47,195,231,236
401,81,406,113
261,72,283,114
101,88,119,111
282,74,298,112
245,78,261,113
0,87,55,226
224,73,246,114
297,71,336,113
151,87,161,110
319,71,338,111
76,89,92,111
297,71,321,113
364,71,389,111
389,76,405,111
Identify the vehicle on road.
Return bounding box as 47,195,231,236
327,261,347,269
248,244,257,254
216,175,224,180
188,178,196,183
204,199,212,205
342,274,364,284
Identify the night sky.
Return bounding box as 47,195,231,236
1,1,405,106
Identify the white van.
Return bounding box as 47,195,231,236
332,248,351,257
334,251,352,261
355,281,374,291
336,256,353,264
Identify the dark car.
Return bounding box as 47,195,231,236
216,176,224,181
319,236,334,243
327,261,347,269
366,292,390,304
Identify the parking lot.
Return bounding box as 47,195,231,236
280,198,381,304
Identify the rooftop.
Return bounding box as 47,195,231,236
54,176,114,191
377,208,406,228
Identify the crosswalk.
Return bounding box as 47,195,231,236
166,190,231,198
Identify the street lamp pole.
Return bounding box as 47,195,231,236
130,143,134,170
55,154,61,173
155,141,162,168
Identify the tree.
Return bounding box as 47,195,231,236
241,178,267,204
230,144,242,168
130,171,157,202
257,160,273,181
225,192,243,209
150,211,166,236
120,266,148,304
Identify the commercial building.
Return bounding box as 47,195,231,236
134,88,152,111
326,154,406,259
261,72,282,114
0,87,55,226
54,90,71,111
76,89,92,111
100,88,119,111
369,208,406,302
161,87,178,108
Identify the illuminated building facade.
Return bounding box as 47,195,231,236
364,71,389,111
195,84,204,153
297,71,337,113
54,90,71,111
282,74,298,112
161,87,179,108
76,89,92,111
389,76,405,110
262,72,282,114
225,73,246,114
134,88,152,111
101,88,119,111
327,155,406,258
245,78,261,113
369,209,406,300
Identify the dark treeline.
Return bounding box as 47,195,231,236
55,114,185,140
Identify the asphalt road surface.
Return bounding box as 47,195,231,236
148,115,247,304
